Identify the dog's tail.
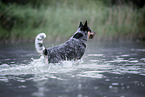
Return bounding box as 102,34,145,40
35,33,46,55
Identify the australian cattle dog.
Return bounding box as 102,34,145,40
35,21,95,63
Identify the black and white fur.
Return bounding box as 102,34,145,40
35,21,95,63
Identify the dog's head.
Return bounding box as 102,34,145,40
73,21,95,40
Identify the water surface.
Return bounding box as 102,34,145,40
0,42,145,97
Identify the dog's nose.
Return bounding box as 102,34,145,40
91,31,96,34
88,31,95,39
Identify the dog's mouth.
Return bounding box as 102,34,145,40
88,31,96,39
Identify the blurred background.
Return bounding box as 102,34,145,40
0,0,145,43
0,1,145,97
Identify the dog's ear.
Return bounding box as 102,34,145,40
81,21,88,31
84,21,88,27
73,33,83,39
79,22,83,27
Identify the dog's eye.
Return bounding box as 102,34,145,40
88,27,91,32
73,33,83,39
88,29,91,32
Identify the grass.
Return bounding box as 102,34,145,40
0,0,145,43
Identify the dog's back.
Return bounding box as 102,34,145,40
47,38,86,63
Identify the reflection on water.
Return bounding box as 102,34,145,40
0,42,145,97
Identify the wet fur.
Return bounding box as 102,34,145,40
35,21,95,63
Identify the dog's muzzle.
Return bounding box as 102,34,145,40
88,31,96,39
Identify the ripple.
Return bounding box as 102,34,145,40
131,49,145,51
112,83,119,86
129,60,138,62
77,71,104,78
0,64,10,67
88,54,103,57
0,77,8,82
121,55,129,57
140,58,145,61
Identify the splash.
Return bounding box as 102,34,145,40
0,56,81,76
0,56,108,83
0,55,145,83
0,56,46,75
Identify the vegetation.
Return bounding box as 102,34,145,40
0,0,145,43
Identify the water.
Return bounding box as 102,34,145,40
0,42,145,97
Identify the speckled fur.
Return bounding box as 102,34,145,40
47,29,87,63
35,21,95,63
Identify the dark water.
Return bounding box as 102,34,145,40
0,42,145,97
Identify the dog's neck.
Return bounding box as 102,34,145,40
77,28,87,40
70,28,88,44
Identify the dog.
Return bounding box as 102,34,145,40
35,21,95,63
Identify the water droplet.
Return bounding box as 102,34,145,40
112,83,119,86
109,85,113,89
94,86,98,90
105,79,110,81
121,55,129,57
77,94,83,97
122,87,125,89
126,86,130,89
